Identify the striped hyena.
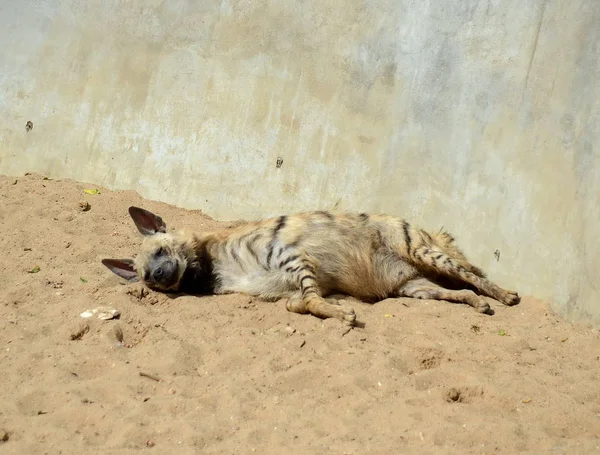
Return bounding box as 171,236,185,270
102,207,520,326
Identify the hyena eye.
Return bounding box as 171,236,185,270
155,247,165,257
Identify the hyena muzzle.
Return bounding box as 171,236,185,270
102,206,520,326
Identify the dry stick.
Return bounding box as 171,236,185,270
139,371,162,382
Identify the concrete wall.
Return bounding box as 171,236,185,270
1,0,599,325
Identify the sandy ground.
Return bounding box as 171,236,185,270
0,172,599,455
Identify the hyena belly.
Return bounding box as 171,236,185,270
296,222,420,302
210,231,300,300
215,264,299,300
311,249,419,302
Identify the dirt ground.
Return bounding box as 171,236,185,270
1,172,599,455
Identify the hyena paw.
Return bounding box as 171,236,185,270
340,308,356,326
322,299,357,325
336,302,357,326
500,290,521,306
337,308,356,326
475,300,492,315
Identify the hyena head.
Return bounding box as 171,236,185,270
102,206,192,291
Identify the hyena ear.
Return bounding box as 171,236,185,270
101,258,139,282
128,206,167,236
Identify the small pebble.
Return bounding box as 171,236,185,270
146,440,155,447
80,306,120,320
445,388,461,402
78,201,91,212
0,429,9,442
285,326,296,336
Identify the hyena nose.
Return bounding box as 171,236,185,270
153,267,163,280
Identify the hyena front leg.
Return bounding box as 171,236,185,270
283,257,356,326
412,245,520,307
398,278,492,314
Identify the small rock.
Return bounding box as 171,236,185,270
78,201,91,212
284,326,296,336
146,440,155,447
299,340,306,348
80,307,120,320
81,398,91,404
0,429,9,442
445,388,461,402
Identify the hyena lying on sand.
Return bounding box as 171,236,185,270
102,207,520,326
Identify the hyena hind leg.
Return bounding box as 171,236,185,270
398,278,493,314
283,259,356,326
412,245,520,307
286,296,356,325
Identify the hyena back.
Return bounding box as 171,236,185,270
102,207,520,325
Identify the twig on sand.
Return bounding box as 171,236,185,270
139,371,162,382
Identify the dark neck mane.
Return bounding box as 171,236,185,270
178,240,218,295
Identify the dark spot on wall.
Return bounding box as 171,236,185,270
381,62,397,87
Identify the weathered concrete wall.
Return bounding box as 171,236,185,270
1,0,599,324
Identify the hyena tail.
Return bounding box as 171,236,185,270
429,228,487,278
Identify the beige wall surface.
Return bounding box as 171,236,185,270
1,1,598,324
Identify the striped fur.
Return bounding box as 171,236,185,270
102,207,520,325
